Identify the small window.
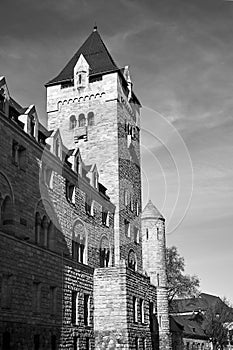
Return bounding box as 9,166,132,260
159,315,162,328
100,236,110,268
102,208,109,226
78,113,85,127
84,294,90,326
157,273,160,287
50,286,57,315
142,338,146,350
66,180,75,203
70,115,77,129
124,219,130,237
32,282,41,313
87,112,94,126
55,138,60,157
34,335,40,350
157,227,160,239
51,335,57,350
85,194,92,215
130,195,134,211
73,336,78,350
71,290,78,325
135,200,139,216
128,250,136,271
140,299,144,323
0,90,5,112
29,117,35,137
133,296,138,323
146,228,149,240
1,274,13,309
86,338,90,350
134,227,139,244
124,189,128,206
135,337,139,350
44,167,53,189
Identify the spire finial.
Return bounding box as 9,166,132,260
93,23,97,32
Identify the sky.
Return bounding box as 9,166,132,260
1,0,233,301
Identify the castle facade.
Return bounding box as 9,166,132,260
0,28,171,350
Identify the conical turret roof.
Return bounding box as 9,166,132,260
141,200,164,220
46,27,119,86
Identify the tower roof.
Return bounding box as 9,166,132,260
46,27,119,86
141,200,164,220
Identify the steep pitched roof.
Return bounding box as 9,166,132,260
141,200,164,220
46,27,119,86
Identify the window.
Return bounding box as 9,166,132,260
12,142,27,170
66,180,75,203
159,315,162,328
134,227,139,244
0,91,5,112
86,338,90,350
1,196,13,225
1,274,13,309
51,335,57,350
32,282,41,313
142,338,146,350
85,194,92,215
2,332,11,350
102,208,109,226
50,286,57,315
73,336,78,350
157,273,160,287
40,216,48,247
140,299,145,323
133,296,138,323
70,115,77,129
130,195,134,211
55,138,60,157
44,166,53,189
71,291,78,325
87,112,94,126
157,227,159,240
84,294,90,326
72,220,86,264
146,228,149,240
78,113,85,127
99,236,110,268
34,335,40,350
124,219,130,237
29,117,35,137
135,200,139,216
128,250,136,271
124,189,128,206
135,337,139,350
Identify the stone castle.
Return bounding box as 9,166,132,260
0,27,171,349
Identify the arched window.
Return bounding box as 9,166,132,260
1,196,13,225
72,220,86,264
99,236,110,268
70,115,77,129
47,221,54,249
87,112,94,126
78,113,85,127
128,249,137,271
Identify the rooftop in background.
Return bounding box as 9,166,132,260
46,27,119,86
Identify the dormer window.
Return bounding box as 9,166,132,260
29,117,35,137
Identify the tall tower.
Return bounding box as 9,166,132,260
142,200,171,349
45,27,142,269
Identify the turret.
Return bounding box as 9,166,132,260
142,200,171,349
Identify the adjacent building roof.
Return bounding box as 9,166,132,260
170,293,223,314
172,315,208,340
141,200,164,220
46,27,119,86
